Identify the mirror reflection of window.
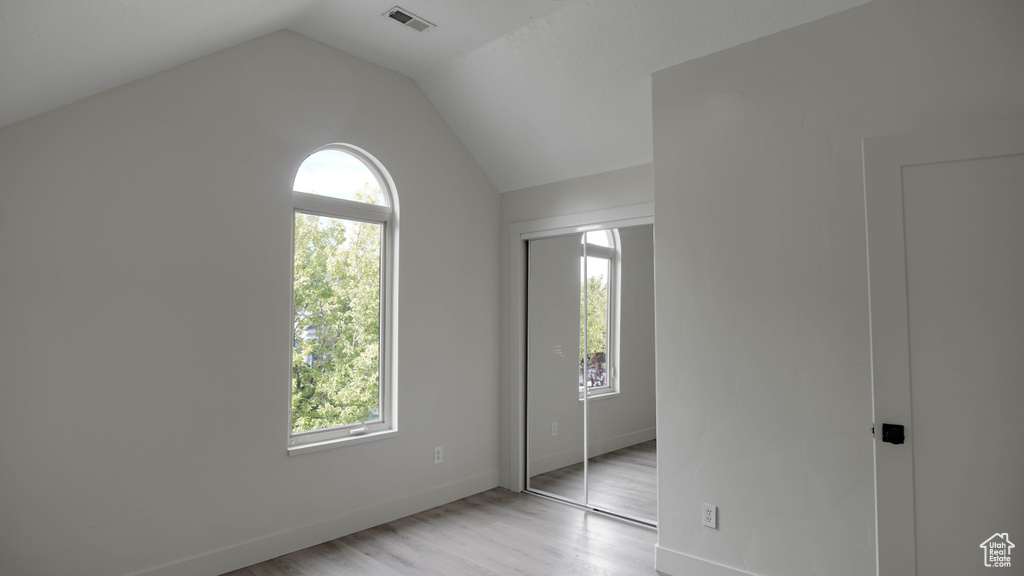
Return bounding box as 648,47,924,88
580,231,615,394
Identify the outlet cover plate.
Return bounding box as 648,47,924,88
703,503,717,528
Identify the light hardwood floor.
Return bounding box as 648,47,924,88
222,488,658,576
528,440,657,523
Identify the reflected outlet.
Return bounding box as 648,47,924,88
552,422,558,436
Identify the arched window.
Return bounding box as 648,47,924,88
288,144,398,454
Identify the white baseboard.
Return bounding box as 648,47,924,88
589,426,655,458
529,446,582,477
129,470,499,576
529,427,656,476
655,544,755,576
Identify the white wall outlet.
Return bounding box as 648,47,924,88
552,422,558,436
703,503,717,529
433,446,443,465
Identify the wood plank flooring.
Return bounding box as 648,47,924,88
528,440,657,523
222,488,658,576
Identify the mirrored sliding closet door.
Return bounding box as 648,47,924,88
526,224,657,525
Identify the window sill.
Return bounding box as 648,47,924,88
287,428,398,456
578,389,620,403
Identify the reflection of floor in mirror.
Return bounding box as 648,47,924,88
528,439,656,523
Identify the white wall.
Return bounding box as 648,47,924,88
651,0,1024,574
499,164,653,487
0,31,501,576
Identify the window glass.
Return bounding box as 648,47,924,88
580,229,616,394
292,213,383,432
584,230,612,248
581,254,610,390
293,149,388,206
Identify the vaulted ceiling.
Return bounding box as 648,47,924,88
0,0,870,192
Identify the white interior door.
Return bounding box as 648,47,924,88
865,119,1024,575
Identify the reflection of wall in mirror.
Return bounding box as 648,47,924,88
527,234,586,477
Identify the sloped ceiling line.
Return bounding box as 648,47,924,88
0,0,871,192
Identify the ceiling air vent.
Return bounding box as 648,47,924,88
385,6,435,32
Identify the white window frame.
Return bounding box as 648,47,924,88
287,144,399,456
579,230,621,401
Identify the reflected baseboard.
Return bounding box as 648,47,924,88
529,427,655,477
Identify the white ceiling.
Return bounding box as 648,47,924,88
0,0,871,192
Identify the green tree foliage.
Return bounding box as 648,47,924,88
291,187,383,433
580,271,608,388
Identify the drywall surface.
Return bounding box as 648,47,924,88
499,164,653,488
0,31,501,576
651,0,1024,574
501,163,653,225
418,0,873,192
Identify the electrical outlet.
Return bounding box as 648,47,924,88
552,422,558,436
433,446,443,465
703,503,717,529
